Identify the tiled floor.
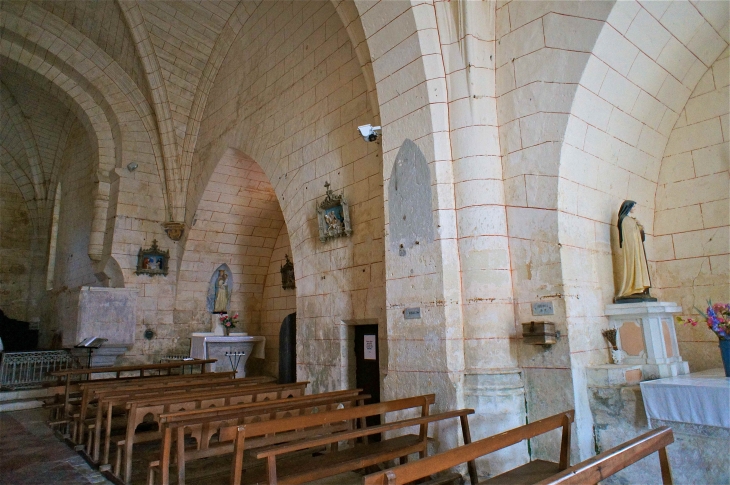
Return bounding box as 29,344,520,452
0,407,111,484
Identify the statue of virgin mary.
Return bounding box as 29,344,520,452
207,265,232,313
616,200,655,302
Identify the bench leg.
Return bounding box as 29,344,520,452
177,427,186,485
459,414,479,485
659,447,673,485
114,441,123,478
399,455,408,465
266,456,278,485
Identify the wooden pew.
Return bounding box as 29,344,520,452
534,427,674,485
116,381,310,483
86,375,273,462
54,369,233,436
150,389,369,485
74,371,243,445
362,410,574,485
231,394,478,485
51,359,216,419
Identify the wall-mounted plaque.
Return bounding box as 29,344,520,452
135,239,169,276
531,302,554,316
404,307,421,319
317,181,352,243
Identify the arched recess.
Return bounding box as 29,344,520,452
553,0,728,458
174,148,295,365
191,0,386,392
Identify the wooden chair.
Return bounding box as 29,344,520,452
363,410,574,485
230,394,478,485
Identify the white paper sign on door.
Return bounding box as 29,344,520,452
364,335,376,360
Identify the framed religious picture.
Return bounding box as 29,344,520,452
317,181,352,243
280,254,296,290
135,239,169,276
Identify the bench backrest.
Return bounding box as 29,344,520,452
164,389,368,449
52,359,215,379
362,410,575,485
77,370,235,392
94,375,268,402
126,381,310,430
534,426,674,485
160,388,366,428
237,394,435,441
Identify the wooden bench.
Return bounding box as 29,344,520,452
74,371,243,445
51,370,233,435
85,375,273,462
362,410,574,484
151,388,369,485
534,427,674,485
231,394,477,485
115,381,310,483
51,359,216,419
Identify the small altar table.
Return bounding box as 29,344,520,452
640,368,730,431
189,333,265,378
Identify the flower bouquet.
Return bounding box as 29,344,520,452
678,301,730,376
219,313,239,335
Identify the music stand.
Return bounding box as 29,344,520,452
75,337,108,371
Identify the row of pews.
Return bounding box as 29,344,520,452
47,360,675,485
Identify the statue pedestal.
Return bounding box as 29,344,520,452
605,302,689,379
190,333,265,378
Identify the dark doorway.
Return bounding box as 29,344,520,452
278,313,296,384
354,324,380,440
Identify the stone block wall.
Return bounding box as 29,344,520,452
589,383,730,484
0,164,32,321
654,47,730,371
258,225,297,377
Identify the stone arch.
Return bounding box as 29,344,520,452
0,83,44,201
175,148,293,360
192,0,386,392
551,0,728,458
1,2,171,220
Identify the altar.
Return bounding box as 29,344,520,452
190,333,265,378
640,368,730,433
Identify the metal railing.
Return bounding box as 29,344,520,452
0,350,77,390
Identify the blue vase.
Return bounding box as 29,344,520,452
720,339,730,377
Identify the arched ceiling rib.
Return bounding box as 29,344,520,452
0,82,45,201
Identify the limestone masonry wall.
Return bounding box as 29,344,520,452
654,47,730,371
0,164,32,321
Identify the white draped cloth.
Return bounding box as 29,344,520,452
640,369,730,429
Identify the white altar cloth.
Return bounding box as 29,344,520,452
640,368,730,429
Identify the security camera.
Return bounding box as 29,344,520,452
357,124,381,142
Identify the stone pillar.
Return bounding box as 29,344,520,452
604,302,689,379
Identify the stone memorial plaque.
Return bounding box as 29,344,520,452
531,302,554,316
404,307,421,319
